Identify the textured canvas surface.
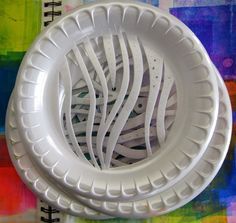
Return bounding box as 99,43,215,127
0,1,235,222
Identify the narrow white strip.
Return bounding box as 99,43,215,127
72,46,99,168
61,59,91,165
143,46,164,156
105,35,144,168
156,64,174,146
83,39,109,166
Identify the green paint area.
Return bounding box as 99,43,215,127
0,0,41,132
0,0,41,54
73,206,227,223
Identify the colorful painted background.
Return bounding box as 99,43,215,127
0,0,235,223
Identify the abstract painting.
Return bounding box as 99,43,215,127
0,0,235,222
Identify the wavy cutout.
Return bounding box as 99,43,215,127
62,33,177,169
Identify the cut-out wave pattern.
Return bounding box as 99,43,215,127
61,33,177,169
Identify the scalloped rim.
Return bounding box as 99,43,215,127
6,67,231,218
12,1,219,202
77,67,232,217
6,94,112,220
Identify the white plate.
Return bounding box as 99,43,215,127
6,67,231,218
5,0,231,219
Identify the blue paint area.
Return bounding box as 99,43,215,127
170,5,236,80
173,0,236,7
233,111,236,123
0,53,23,131
0,127,4,134
171,4,236,210
139,0,159,7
